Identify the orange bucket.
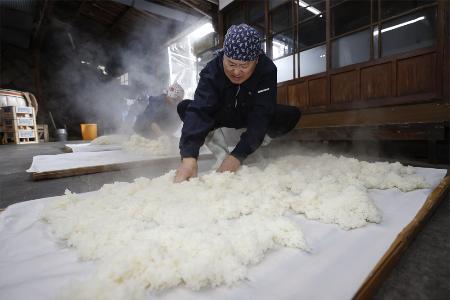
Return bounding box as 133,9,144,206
80,123,98,140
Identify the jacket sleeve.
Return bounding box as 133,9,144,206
179,68,220,159
231,70,277,162
143,96,160,123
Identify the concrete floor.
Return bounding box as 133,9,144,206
0,142,448,299
0,141,213,207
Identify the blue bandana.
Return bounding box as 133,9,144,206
223,24,262,61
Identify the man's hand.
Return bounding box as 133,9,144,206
174,157,198,183
217,155,241,173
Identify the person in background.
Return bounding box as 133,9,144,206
120,93,147,134
133,83,184,138
174,24,301,183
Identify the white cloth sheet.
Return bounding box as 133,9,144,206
27,148,212,173
65,143,122,152
26,151,177,173
0,167,446,300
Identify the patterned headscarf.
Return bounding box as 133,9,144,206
167,82,184,100
223,24,262,61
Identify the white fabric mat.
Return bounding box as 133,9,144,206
26,151,177,173
27,148,212,173
65,143,122,152
0,167,446,300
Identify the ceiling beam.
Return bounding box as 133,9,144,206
101,4,133,36
31,0,50,47
73,0,87,23
111,0,200,24
179,0,212,19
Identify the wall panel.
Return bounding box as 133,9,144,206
331,70,359,103
397,53,436,96
277,85,288,105
361,63,392,100
308,78,327,106
287,85,296,107
287,82,308,108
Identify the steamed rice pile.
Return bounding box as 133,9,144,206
42,153,429,299
91,134,178,156
90,134,129,145
121,134,177,156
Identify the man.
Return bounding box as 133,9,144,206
133,83,184,138
174,24,300,182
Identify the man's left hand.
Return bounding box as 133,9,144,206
217,155,241,173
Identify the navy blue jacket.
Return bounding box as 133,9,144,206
143,94,169,123
134,94,179,137
180,51,277,161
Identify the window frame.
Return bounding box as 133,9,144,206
219,0,438,82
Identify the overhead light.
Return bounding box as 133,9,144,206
306,6,321,15
373,16,425,36
188,23,214,41
298,0,308,8
298,1,320,15
97,65,108,75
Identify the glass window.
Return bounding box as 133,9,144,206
250,22,265,39
299,44,326,77
248,1,265,23
330,0,347,6
298,14,326,50
381,8,437,57
270,3,292,33
332,29,371,68
248,0,266,39
274,54,294,82
269,0,290,10
119,73,129,85
297,0,325,21
225,7,244,30
272,30,294,59
381,0,436,20
168,38,198,99
196,49,217,80
332,0,371,37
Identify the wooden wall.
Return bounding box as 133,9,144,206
276,0,449,129
277,49,441,113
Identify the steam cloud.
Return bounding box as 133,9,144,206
43,8,188,137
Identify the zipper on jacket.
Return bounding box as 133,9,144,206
235,85,240,108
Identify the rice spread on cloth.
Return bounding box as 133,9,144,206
90,134,129,145
91,134,177,156
42,153,429,299
121,135,177,156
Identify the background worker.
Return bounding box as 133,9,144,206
133,83,185,139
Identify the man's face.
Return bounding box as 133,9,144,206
223,55,258,85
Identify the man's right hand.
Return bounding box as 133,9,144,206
174,157,198,183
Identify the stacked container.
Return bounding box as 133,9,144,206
1,106,38,144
